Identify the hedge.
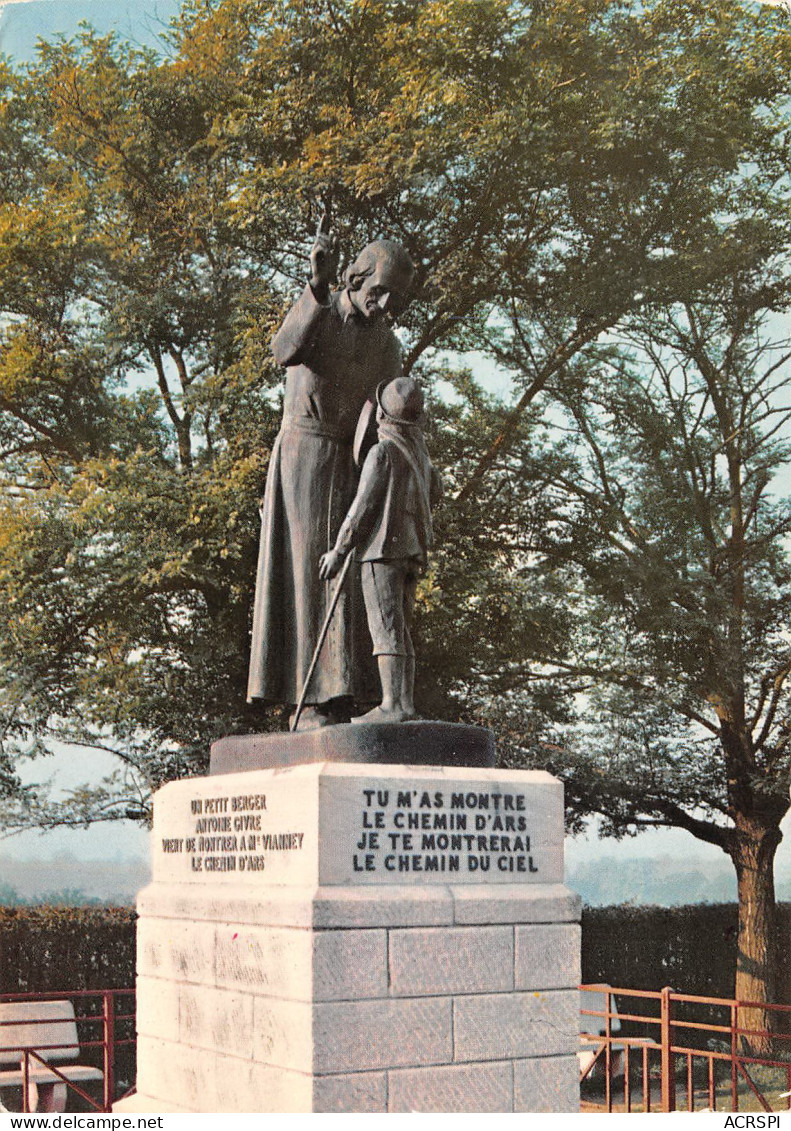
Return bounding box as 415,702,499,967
582,904,791,1002
0,906,137,995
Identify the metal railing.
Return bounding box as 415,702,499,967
5,983,790,1113
0,989,135,1113
580,983,791,1113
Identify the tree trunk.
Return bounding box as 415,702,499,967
731,820,781,1056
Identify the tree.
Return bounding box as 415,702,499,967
410,0,791,1026
571,288,791,1044
0,31,285,822
440,270,791,1040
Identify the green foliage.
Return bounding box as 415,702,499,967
584,902,791,1002
0,905,136,993
582,904,742,998
518,287,791,841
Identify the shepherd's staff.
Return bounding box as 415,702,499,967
290,551,354,732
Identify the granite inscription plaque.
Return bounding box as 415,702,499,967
350,786,540,877
151,764,563,888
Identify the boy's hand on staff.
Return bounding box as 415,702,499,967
319,548,345,580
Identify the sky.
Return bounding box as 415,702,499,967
0,0,789,902
0,0,181,61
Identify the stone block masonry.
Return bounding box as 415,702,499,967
116,762,581,1113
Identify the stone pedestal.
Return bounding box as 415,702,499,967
118,759,581,1113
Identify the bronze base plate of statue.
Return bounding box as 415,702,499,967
209,721,495,775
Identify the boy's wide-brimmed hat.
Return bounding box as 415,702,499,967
376,378,424,423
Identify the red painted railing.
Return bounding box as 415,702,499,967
4,983,790,1113
580,983,791,1113
0,989,135,1113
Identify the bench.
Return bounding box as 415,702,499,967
0,1001,103,1112
580,985,660,1081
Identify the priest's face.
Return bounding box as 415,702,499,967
350,253,412,322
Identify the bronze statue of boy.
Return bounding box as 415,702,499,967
319,378,441,723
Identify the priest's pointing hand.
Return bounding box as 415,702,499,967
310,213,337,301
